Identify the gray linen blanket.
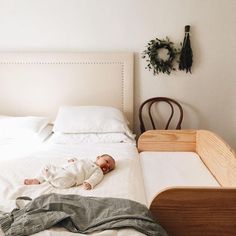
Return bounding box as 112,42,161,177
0,193,167,236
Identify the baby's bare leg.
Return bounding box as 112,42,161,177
24,179,41,185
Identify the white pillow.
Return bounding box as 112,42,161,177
35,124,53,142
49,133,135,144
0,124,53,144
0,116,50,137
53,106,133,137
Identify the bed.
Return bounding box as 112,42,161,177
0,52,235,236
138,130,236,236
0,52,167,236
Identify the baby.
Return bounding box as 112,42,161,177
24,154,115,190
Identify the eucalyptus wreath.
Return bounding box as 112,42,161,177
142,37,179,75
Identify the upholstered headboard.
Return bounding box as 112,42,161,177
0,52,134,128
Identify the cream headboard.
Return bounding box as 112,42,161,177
0,52,134,128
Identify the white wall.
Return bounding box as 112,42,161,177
0,0,235,148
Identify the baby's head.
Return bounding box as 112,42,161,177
96,154,115,174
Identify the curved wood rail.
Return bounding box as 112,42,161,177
151,187,236,236
196,130,236,187
138,129,197,152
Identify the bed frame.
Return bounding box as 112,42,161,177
138,130,236,236
0,52,134,128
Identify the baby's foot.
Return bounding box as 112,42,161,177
24,179,40,185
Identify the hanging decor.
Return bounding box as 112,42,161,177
179,25,193,73
142,37,179,75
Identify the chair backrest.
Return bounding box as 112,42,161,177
139,97,183,133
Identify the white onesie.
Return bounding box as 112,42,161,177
36,158,104,189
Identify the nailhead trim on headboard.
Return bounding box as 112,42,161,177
0,61,125,113
0,52,133,128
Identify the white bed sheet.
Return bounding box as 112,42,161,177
0,142,146,236
0,141,47,161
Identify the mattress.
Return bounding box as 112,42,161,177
0,142,147,236
140,152,220,206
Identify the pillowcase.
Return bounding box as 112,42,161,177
53,106,133,137
49,133,136,144
0,124,53,144
35,124,53,142
0,116,50,139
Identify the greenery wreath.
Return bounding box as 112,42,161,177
142,37,179,75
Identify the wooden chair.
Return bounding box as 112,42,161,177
139,97,183,133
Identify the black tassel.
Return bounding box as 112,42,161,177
179,25,193,73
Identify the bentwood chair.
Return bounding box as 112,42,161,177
139,97,183,133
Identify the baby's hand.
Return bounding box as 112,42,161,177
83,182,92,190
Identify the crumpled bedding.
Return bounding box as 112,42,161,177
0,193,167,236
